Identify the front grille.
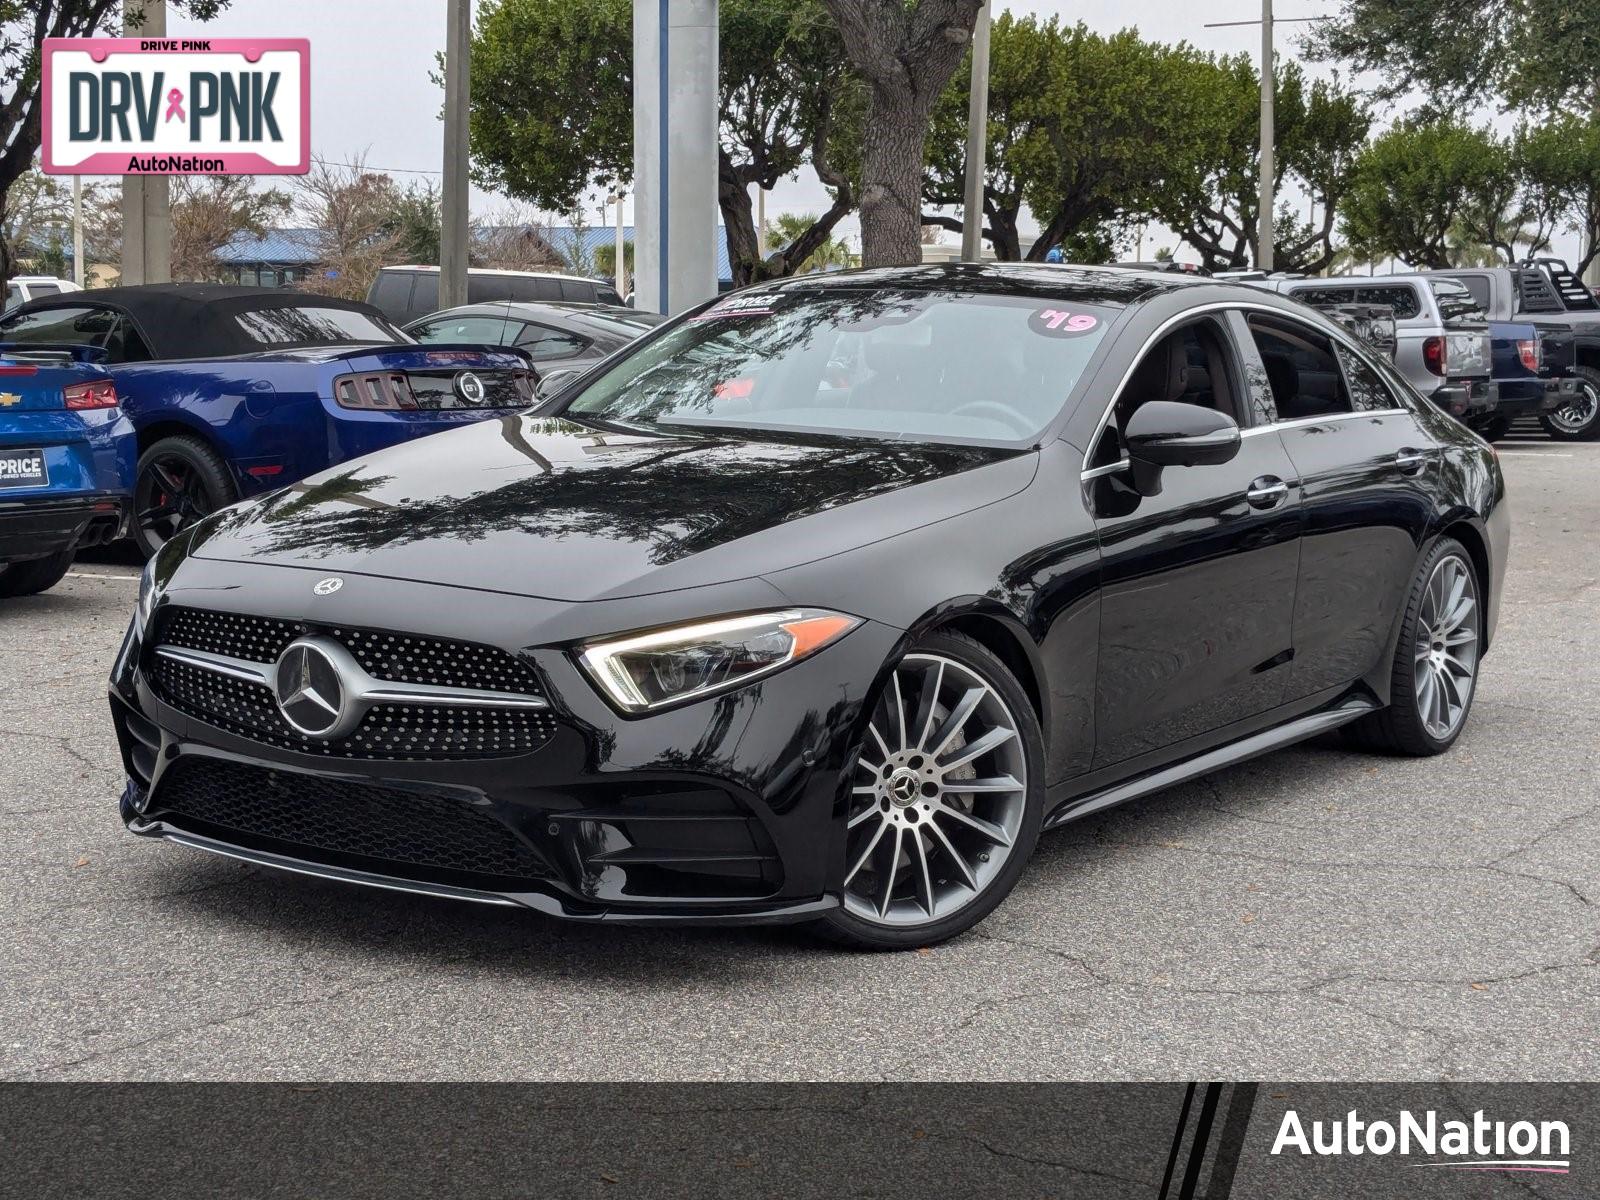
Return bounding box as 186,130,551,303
156,607,542,695
154,758,555,883
149,607,554,760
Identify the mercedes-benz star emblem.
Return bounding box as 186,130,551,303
313,576,343,596
455,371,486,404
273,639,350,738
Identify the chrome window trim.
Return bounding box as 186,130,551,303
1078,299,1410,482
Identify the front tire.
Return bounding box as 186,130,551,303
0,550,75,597
1344,537,1481,756
1539,367,1600,441
133,436,236,560
812,630,1044,950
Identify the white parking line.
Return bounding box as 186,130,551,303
66,570,139,581
1496,451,1573,458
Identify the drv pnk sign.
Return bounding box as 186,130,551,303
41,38,309,175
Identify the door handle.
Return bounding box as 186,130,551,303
1245,476,1290,509
1395,448,1431,475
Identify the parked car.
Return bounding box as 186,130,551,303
1427,260,1600,440
4,276,82,313
0,284,537,557
405,302,665,394
114,265,1506,949
0,352,132,597
1248,274,1497,427
367,267,627,326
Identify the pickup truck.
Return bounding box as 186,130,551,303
1246,274,1498,428
1426,260,1600,440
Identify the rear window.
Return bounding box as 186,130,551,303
0,304,114,347
369,271,414,316
1426,279,1486,327
410,315,511,345
1291,284,1422,320
233,305,406,347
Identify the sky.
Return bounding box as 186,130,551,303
157,0,1582,267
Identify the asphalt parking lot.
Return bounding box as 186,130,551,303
2,430,1596,1083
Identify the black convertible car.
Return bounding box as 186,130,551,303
111,265,1507,949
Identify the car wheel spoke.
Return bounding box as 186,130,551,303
842,652,1028,929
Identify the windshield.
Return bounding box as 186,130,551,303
564,288,1118,444
233,305,408,347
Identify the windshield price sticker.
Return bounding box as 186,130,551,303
693,295,777,321
1030,308,1100,337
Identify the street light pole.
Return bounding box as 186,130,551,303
440,0,472,310
961,1,992,263
1258,0,1274,271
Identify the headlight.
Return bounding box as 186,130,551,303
136,558,161,631
578,609,859,713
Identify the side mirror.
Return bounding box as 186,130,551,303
535,368,579,402
1124,401,1241,468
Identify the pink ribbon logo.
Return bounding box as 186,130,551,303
164,88,185,123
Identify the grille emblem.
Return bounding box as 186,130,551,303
313,576,343,596
454,371,486,403
273,638,356,739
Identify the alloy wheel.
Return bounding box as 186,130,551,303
1549,379,1598,435
1413,554,1479,740
136,455,213,549
843,653,1028,928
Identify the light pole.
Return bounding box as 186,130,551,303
1204,7,1322,272
961,1,992,263
440,0,472,310
120,0,169,285
606,190,628,298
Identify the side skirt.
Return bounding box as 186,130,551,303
1042,696,1379,831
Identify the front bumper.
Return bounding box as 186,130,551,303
0,493,129,562
109,562,899,925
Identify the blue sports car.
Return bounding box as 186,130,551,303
0,353,134,596
0,285,538,557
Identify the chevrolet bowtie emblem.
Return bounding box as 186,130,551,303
0,393,20,407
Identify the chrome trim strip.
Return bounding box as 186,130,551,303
155,645,274,686
158,828,520,907
358,683,550,709
1079,458,1130,480
1236,409,1405,438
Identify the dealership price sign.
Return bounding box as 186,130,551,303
41,38,309,175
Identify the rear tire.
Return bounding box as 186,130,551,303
1343,537,1481,756
0,549,75,597
133,435,236,560
1538,367,1600,441
810,630,1044,951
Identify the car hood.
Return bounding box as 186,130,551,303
189,414,1037,601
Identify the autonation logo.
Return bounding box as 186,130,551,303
1272,1108,1571,1175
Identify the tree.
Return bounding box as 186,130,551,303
0,167,69,269
169,175,289,282
821,0,982,267
1143,54,1371,273
1516,111,1600,277
769,211,854,272
0,2,233,286
1307,0,1600,112
292,158,403,300
467,0,858,288
1341,118,1503,269
385,182,442,266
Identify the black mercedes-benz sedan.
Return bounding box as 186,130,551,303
110,265,1508,949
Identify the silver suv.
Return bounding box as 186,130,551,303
1244,275,1495,422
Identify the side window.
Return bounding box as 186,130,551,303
558,279,595,302
1458,275,1491,310
411,316,511,345
409,274,439,320
1334,343,1401,412
1355,286,1421,319
30,283,61,297
513,322,590,360
104,315,154,363
466,274,513,304
4,283,20,311
0,304,113,348
1247,316,1353,420
1088,319,1241,469
370,272,414,318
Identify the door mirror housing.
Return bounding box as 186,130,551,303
1123,401,1241,468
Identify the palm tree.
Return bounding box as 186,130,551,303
770,212,856,274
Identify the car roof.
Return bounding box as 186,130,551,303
756,262,1199,305
410,301,659,326
5,284,392,359
380,266,601,282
